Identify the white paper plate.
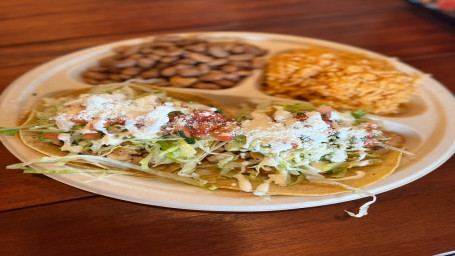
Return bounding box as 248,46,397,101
1,32,454,212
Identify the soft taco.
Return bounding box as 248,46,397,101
5,82,404,198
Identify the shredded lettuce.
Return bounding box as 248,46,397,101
177,140,197,158
351,109,368,118
281,103,315,113
307,176,377,218
8,155,209,187
0,127,20,135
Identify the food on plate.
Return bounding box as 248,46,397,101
4,82,404,201
262,46,423,115
81,35,268,89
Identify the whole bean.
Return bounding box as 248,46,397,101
146,54,161,60
119,74,132,80
166,48,185,57
109,74,124,81
99,57,116,67
161,67,178,77
174,64,194,70
221,65,238,73
214,80,235,88
188,52,213,63
178,68,203,77
176,38,200,46
152,49,168,56
222,43,236,52
139,47,154,54
170,76,198,87
198,63,210,74
185,43,207,52
207,58,228,67
155,62,170,69
137,58,156,69
200,71,226,81
129,54,144,60
160,56,178,63
121,67,142,76
224,73,240,81
122,46,140,56
140,69,160,79
208,46,229,58
176,58,198,65
231,45,246,54
244,46,266,56
108,66,121,73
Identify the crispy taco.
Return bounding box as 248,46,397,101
4,82,404,199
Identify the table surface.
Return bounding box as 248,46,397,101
1,0,454,255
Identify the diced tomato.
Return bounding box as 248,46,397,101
70,117,89,124
43,133,59,140
86,120,107,131
214,134,233,142
294,114,308,122
364,122,380,132
193,122,219,135
82,133,101,140
211,125,235,141
110,119,126,126
291,142,299,149
192,111,224,122
107,127,123,134
324,120,332,125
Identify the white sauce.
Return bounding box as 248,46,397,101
55,117,75,132
233,174,252,192
268,170,288,186
101,134,123,146
253,181,270,196
330,150,347,163
239,110,332,157
253,170,288,196
356,160,370,167
58,133,83,153
329,171,366,181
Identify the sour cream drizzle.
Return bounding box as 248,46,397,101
328,171,366,181
233,174,252,192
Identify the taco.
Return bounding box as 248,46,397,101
200,102,403,196
6,82,404,197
